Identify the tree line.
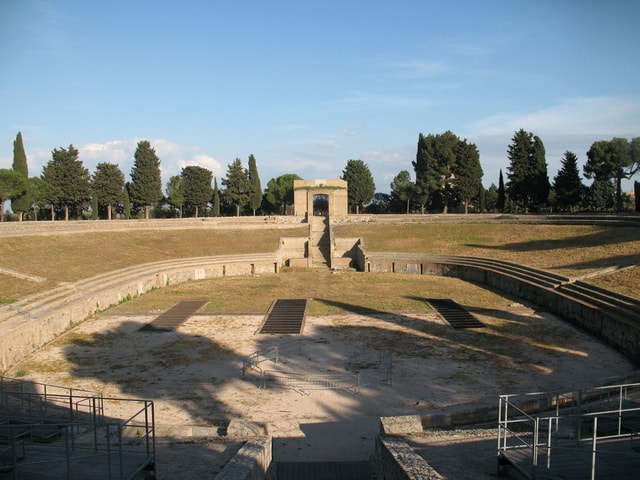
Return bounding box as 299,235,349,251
379,129,640,214
2,130,638,221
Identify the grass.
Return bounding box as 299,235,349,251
106,269,526,315
1,221,638,306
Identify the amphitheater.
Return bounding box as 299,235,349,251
1,213,640,480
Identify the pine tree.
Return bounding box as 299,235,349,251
166,175,185,218
182,165,213,218
11,132,30,220
553,151,584,212
264,174,302,215
584,137,640,212
0,169,27,222
129,140,162,219
390,170,414,214
341,159,375,214
506,129,549,212
222,158,250,216
248,154,262,216
92,163,125,220
453,138,483,214
41,145,91,220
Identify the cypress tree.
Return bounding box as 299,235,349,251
497,169,506,212
129,140,162,219
212,178,220,217
11,132,30,220
248,154,262,216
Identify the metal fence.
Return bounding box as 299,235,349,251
0,377,155,480
497,382,640,480
242,345,392,395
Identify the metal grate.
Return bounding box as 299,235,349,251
427,298,484,329
140,300,207,332
259,299,308,334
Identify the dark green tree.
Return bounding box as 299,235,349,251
485,183,499,212
0,169,28,222
11,132,30,220
412,134,431,214
506,129,549,212
212,178,220,217
264,173,302,215
390,170,414,214
248,154,262,216
166,175,185,217
552,151,584,212
584,178,615,211
28,176,52,221
341,159,375,214
452,138,483,214
222,158,250,216
497,169,506,211
413,131,458,213
123,186,131,219
182,165,213,217
129,140,162,219
41,145,91,220
92,163,125,220
368,192,392,214
584,137,640,212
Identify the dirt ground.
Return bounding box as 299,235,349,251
14,303,637,479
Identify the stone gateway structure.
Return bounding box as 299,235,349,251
293,179,348,217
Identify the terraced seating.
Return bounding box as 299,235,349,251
0,253,279,371
360,251,640,364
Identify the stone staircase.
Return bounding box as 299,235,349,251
309,216,330,267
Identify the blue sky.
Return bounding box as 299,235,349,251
1,0,639,197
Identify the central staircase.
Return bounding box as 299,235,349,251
309,216,330,267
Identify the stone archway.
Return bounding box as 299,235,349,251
293,179,348,217
312,194,329,216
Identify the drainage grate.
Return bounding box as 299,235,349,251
140,300,207,332
427,298,484,329
259,299,308,334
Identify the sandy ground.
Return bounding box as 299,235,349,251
13,304,637,479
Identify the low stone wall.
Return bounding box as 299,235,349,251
0,254,280,372
359,249,640,365
215,436,272,480
375,436,443,480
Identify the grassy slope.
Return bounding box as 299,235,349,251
0,222,638,306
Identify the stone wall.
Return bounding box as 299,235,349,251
358,249,640,365
0,254,281,372
215,436,272,480
375,436,443,480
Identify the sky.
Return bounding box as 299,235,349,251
1,0,639,198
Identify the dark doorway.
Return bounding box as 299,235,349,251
313,194,329,216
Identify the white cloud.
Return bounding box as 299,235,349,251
468,96,640,137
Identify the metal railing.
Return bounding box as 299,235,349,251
0,377,155,480
498,382,640,480
242,345,392,395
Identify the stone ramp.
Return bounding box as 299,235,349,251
259,299,308,334
140,300,207,332
427,298,484,329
